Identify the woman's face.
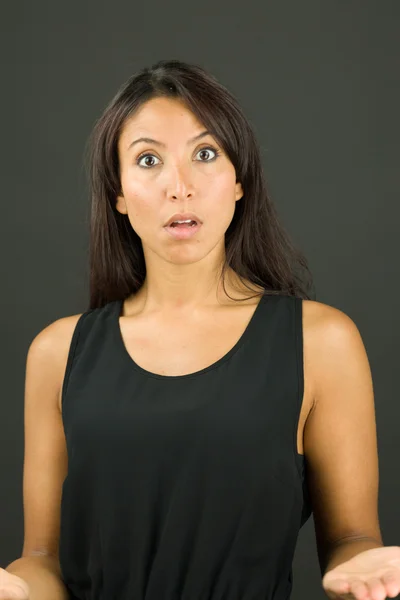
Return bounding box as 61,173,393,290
116,96,243,265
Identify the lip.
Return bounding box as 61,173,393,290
163,212,202,227
163,222,202,240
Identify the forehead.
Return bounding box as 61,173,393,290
119,97,205,147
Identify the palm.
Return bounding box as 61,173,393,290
322,546,400,599
0,568,30,600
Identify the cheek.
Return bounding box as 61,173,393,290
122,179,157,215
206,171,239,210
210,169,237,194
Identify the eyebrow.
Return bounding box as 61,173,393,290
128,130,211,151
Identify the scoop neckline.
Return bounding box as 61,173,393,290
113,293,268,381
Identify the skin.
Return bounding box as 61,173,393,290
115,96,257,316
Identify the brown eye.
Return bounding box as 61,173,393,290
196,147,220,162
137,153,161,168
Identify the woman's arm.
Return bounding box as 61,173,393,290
302,301,383,578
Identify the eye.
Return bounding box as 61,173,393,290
195,146,221,162
136,145,221,169
136,153,161,168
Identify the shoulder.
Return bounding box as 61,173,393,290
28,314,86,414
301,299,367,406
29,313,86,360
301,298,361,343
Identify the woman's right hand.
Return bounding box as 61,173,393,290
0,567,30,599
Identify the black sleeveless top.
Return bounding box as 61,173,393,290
59,293,312,600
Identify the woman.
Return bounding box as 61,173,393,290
2,60,400,600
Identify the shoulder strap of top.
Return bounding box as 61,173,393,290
61,309,95,403
293,295,304,435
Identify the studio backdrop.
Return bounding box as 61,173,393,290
2,2,399,599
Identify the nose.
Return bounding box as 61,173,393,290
166,163,194,201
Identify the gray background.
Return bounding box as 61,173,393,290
2,1,399,599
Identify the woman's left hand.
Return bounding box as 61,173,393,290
322,545,400,599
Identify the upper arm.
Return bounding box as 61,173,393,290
303,301,383,565
21,313,83,559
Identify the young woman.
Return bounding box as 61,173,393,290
3,60,399,600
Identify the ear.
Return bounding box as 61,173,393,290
235,181,243,201
116,194,128,215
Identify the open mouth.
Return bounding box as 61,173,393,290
164,221,202,239
169,220,197,228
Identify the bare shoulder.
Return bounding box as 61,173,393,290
302,298,360,340
301,299,365,408
28,313,85,414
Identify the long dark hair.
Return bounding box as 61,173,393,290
86,59,315,309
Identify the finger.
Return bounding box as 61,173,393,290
365,577,387,600
323,578,351,597
324,588,344,600
348,578,370,599
381,570,400,598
